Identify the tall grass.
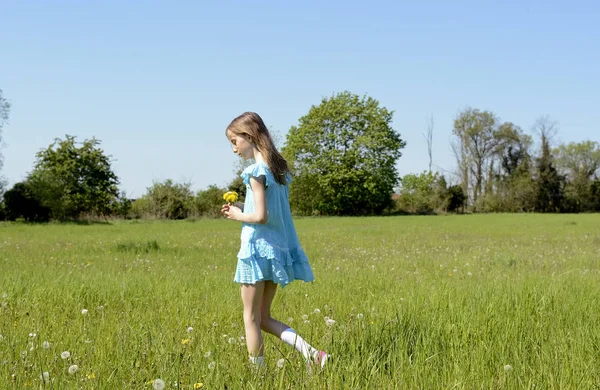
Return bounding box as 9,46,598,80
0,214,599,388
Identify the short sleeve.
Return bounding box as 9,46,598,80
241,162,274,187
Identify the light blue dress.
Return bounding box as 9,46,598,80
234,161,315,288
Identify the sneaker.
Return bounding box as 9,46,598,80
308,351,330,373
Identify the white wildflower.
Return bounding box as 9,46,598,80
239,336,245,342
186,326,194,333
277,358,285,369
61,351,71,359
325,318,337,327
212,322,218,327
20,350,27,358
228,337,236,344
81,309,88,315
468,272,473,276
40,372,50,383
204,351,211,358
68,364,79,374
287,317,294,323
97,305,104,311
504,364,513,372
29,332,37,338
152,378,166,390
42,341,50,349
314,309,321,314
1,292,6,299
357,313,364,320
208,361,216,370
323,305,329,310
301,314,308,320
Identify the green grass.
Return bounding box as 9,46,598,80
1,214,599,389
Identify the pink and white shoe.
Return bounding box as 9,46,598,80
308,351,330,373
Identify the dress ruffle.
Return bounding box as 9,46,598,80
241,163,274,187
234,238,315,288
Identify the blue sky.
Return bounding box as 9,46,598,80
1,0,598,197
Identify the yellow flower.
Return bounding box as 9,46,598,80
194,383,204,389
223,191,238,204
181,338,191,345
87,372,96,379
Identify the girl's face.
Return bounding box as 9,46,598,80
226,130,254,160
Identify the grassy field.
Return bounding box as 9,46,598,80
1,214,599,389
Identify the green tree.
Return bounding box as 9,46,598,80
397,171,445,214
28,135,120,219
283,91,406,215
3,182,51,222
533,117,564,212
195,184,226,218
140,179,194,219
554,141,600,211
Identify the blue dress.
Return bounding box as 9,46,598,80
234,161,315,288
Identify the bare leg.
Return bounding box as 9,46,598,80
259,280,291,337
240,282,265,358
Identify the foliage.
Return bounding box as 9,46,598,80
28,135,119,220
195,185,226,218
138,180,194,219
396,171,447,214
2,181,50,222
446,184,467,213
283,91,406,215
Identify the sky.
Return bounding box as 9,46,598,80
1,0,599,197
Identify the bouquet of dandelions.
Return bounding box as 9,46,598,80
223,191,239,205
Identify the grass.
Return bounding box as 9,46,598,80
0,214,599,389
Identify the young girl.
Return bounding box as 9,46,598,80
221,112,330,370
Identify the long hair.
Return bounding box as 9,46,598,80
226,112,290,185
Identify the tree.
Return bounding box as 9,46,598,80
554,141,600,211
195,184,226,218
139,179,194,219
397,171,445,214
452,108,501,206
3,182,50,222
28,135,120,219
533,116,564,212
283,91,406,215
0,89,11,194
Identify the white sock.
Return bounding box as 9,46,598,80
249,355,264,367
280,328,318,361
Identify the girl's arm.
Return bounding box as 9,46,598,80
222,176,268,224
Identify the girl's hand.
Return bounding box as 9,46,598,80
222,204,242,221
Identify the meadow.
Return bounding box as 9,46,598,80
1,214,599,389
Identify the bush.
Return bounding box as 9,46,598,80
3,182,51,222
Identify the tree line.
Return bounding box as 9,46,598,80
0,89,598,221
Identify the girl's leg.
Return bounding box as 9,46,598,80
240,282,265,365
260,281,326,364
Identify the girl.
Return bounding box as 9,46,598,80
221,112,330,370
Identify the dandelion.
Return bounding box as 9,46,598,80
314,309,321,314
181,339,191,345
228,337,236,344
42,341,50,349
87,372,96,379
81,309,88,315
468,272,473,276
323,305,329,310
212,322,218,327
239,336,245,342
29,332,37,338
325,318,337,327
20,350,27,358
186,326,194,333
97,305,104,311
223,191,239,204
301,314,309,320
504,364,513,372
194,383,204,389
68,364,79,374
1,292,6,299
287,317,294,323
277,358,285,369
208,361,216,370
357,313,364,320
204,351,211,358
61,351,71,360
152,378,166,390
40,372,50,383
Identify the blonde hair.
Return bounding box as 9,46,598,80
226,112,290,185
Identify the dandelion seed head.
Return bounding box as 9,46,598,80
97,305,104,311
314,309,321,314
287,317,294,323
42,341,50,349
208,361,216,370
325,318,337,327
28,333,37,338
204,351,211,358
61,351,71,360
212,322,218,327
152,378,166,390
277,358,285,368
40,372,50,383
186,326,194,333
68,364,79,374
81,309,88,315
1,292,6,299
504,364,513,372
301,314,308,320
228,337,236,344
357,313,364,320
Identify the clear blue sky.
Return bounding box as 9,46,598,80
1,0,599,197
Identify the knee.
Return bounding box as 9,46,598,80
244,309,261,325
259,313,271,329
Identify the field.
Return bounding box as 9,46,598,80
1,214,599,389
